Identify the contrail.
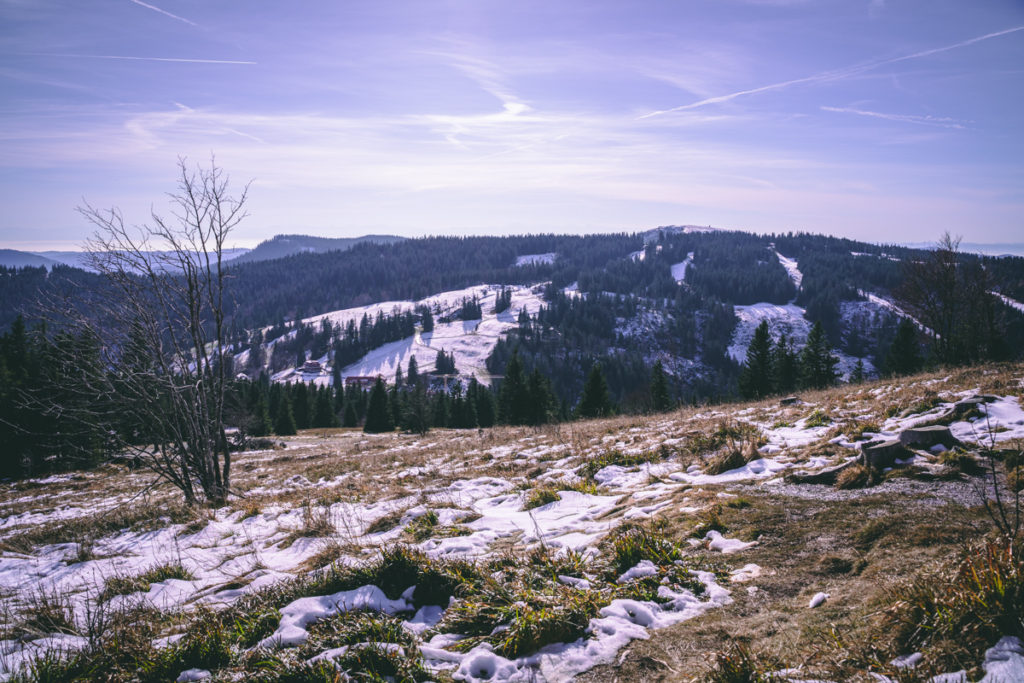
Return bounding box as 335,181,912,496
31,53,256,65
129,0,197,27
820,106,966,129
640,25,1024,118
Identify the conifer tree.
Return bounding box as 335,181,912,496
274,394,297,436
364,378,394,433
799,321,839,389
497,350,529,424
251,393,272,437
342,401,358,428
312,388,339,428
850,359,866,384
526,369,554,425
403,384,431,434
578,363,613,418
432,390,449,428
886,318,922,376
469,377,495,427
650,360,672,412
407,355,420,387
292,382,311,429
771,333,799,395
739,320,773,399
419,306,434,333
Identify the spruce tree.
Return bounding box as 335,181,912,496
886,318,922,376
497,350,529,424
739,320,773,399
432,390,449,428
526,369,554,425
292,382,311,429
650,360,672,412
251,393,272,437
578,363,613,418
850,359,866,384
772,333,799,395
419,306,434,333
407,355,420,387
342,400,358,428
363,378,394,433
799,321,839,389
274,394,297,436
403,385,431,434
469,378,495,428
312,388,339,428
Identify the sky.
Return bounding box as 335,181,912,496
0,0,1022,250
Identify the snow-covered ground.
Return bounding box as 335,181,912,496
515,253,557,267
993,291,1024,315
671,252,694,283
263,284,545,386
775,251,802,290
339,285,545,385
2,368,1023,680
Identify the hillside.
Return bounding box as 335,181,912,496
229,234,406,265
0,364,1022,680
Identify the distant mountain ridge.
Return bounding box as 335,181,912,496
229,234,406,264
0,233,407,270
0,249,62,269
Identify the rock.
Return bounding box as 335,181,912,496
952,398,985,417
973,394,1000,404
899,425,959,450
862,439,909,469
786,459,858,485
779,396,800,406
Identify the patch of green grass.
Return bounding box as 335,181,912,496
938,450,983,475
523,486,561,510
405,510,439,541
16,592,76,639
880,539,1024,675
804,409,832,428
99,563,194,602
578,448,665,481
689,422,765,455
607,524,683,574
704,644,785,682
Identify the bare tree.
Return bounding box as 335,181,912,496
895,232,1002,366
54,158,249,505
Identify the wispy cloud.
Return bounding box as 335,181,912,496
128,0,197,27
28,54,256,65
821,106,967,129
641,25,1024,118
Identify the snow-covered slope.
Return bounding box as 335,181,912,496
728,253,875,378
271,285,546,386
671,252,695,283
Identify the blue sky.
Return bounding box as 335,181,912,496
1,0,1022,249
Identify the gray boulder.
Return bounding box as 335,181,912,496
898,425,959,450
862,439,910,469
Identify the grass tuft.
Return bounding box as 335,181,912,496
98,563,194,602
523,486,561,510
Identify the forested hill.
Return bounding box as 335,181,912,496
229,233,406,265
